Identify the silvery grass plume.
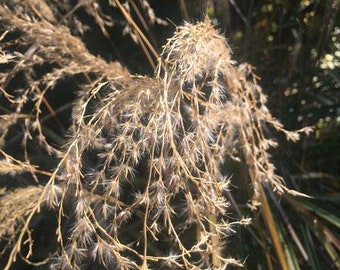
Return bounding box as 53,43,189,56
2,18,311,270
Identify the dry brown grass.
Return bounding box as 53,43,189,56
0,1,312,269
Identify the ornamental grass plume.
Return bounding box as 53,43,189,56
1,15,311,270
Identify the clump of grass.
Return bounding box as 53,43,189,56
0,3,311,269
45,18,251,269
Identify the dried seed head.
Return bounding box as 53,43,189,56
161,17,233,80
